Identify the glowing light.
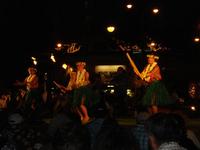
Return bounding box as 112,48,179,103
107,85,115,88
126,4,133,9
55,43,62,51
194,37,200,42
103,89,108,93
31,57,36,60
153,8,159,14
33,60,37,65
50,53,56,63
150,42,156,46
31,57,37,65
190,106,196,111
110,89,115,94
107,26,115,33
127,89,134,97
57,43,62,48
95,65,126,73
62,63,68,70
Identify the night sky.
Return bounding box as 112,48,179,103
0,0,200,87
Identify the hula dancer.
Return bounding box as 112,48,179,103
14,67,40,116
119,43,172,114
140,54,172,113
72,61,92,123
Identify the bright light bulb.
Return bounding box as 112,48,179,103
57,43,62,48
62,64,68,69
153,8,159,14
190,106,196,111
194,37,200,42
107,26,115,33
150,42,156,46
126,4,133,9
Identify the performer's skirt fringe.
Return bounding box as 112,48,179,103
142,80,173,106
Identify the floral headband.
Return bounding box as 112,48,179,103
146,54,159,60
76,62,86,66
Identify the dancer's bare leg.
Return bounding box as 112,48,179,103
80,104,90,124
75,107,84,121
80,96,90,124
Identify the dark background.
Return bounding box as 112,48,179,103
0,0,199,88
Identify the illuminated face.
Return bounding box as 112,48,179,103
28,68,36,74
76,64,85,71
147,57,155,64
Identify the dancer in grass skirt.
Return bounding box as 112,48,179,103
72,61,99,124
119,43,173,114
140,54,173,113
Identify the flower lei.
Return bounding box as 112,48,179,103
26,74,38,90
76,69,86,86
26,74,35,82
141,62,157,81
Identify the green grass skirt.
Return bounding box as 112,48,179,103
72,85,100,109
142,80,173,106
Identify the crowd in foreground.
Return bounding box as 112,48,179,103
1,89,200,150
